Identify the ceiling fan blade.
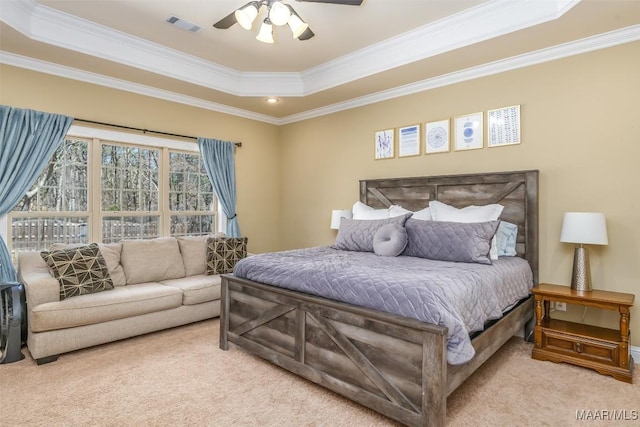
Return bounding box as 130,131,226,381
213,10,238,29
297,27,315,41
296,0,363,5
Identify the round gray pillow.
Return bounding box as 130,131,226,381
373,223,408,257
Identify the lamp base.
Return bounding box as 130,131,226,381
571,246,592,292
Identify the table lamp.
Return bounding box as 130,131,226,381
560,212,608,292
330,209,352,230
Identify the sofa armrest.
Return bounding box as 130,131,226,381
17,251,60,308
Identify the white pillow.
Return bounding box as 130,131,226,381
428,200,504,260
390,205,432,221
352,201,390,220
389,205,411,217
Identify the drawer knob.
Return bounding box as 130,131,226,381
576,343,582,353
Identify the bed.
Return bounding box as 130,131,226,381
219,170,539,427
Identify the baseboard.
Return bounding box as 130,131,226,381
631,345,640,365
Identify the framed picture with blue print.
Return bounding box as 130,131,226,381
454,112,483,151
374,128,395,160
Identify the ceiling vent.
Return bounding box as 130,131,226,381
166,15,202,33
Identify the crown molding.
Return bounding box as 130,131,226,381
280,25,640,124
2,25,638,126
0,0,302,96
301,0,581,94
0,51,280,125
1,0,580,98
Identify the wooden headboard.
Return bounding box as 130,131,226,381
360,170,539,283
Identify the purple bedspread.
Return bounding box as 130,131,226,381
233,246,533,364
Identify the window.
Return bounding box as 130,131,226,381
6,127,217,260
101,143,161,242
10,138,90,253
169,152,215,236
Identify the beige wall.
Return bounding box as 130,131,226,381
279,41,640,346
0,65,283,254
1,41,639,346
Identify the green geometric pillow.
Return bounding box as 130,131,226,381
205,237,248,275
41,243,114,300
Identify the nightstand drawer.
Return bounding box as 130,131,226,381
541,329,619,366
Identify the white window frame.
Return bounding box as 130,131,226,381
1,125,225,254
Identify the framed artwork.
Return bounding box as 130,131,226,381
425,119,450,154
488,105,521,147
454,112,483,151
398,124,420,157
374,128,395,160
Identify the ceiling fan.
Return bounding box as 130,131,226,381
213,0,364,43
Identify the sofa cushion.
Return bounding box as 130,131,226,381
120,237,186,285
159,274,222,305
41,243,114,300
29,283,183,332
177,234,225,276
96,243,127,287
206,237,248,275
50,242,127,287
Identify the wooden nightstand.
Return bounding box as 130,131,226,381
531,283,634,383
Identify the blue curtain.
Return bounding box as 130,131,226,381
0,106,74,283
197,138,241,237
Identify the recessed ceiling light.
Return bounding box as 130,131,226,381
265,97,280,104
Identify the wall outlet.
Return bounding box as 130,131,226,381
554,302,567,311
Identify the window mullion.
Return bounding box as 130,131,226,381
90,138,102,243
161,147,170,236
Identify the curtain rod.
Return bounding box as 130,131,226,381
74,118,242,147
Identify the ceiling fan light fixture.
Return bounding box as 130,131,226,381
288,13,309,39
235,2,259,30
256,18,275,44
268,1,291,27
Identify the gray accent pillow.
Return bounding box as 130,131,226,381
334,213,412,252
41,243,114,300
206,237,248,275
497,221,518,256
49,242,126,287
402,219,500,264
373,224,408,257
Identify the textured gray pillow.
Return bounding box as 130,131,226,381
373,224,408,257
334,213,412,252
402,219,500,264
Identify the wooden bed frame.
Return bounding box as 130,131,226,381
220,170,539,427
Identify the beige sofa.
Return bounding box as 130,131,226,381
18,235,223,364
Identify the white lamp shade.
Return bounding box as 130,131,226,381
287,14,308,38
235,4,259,30
256,20,274,43
330,209,352,230
269,2,291,26
560,212,608,245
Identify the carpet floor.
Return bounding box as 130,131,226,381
1,319,638,426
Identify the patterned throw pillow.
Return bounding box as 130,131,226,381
206,237,248,275
41,243,114,300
